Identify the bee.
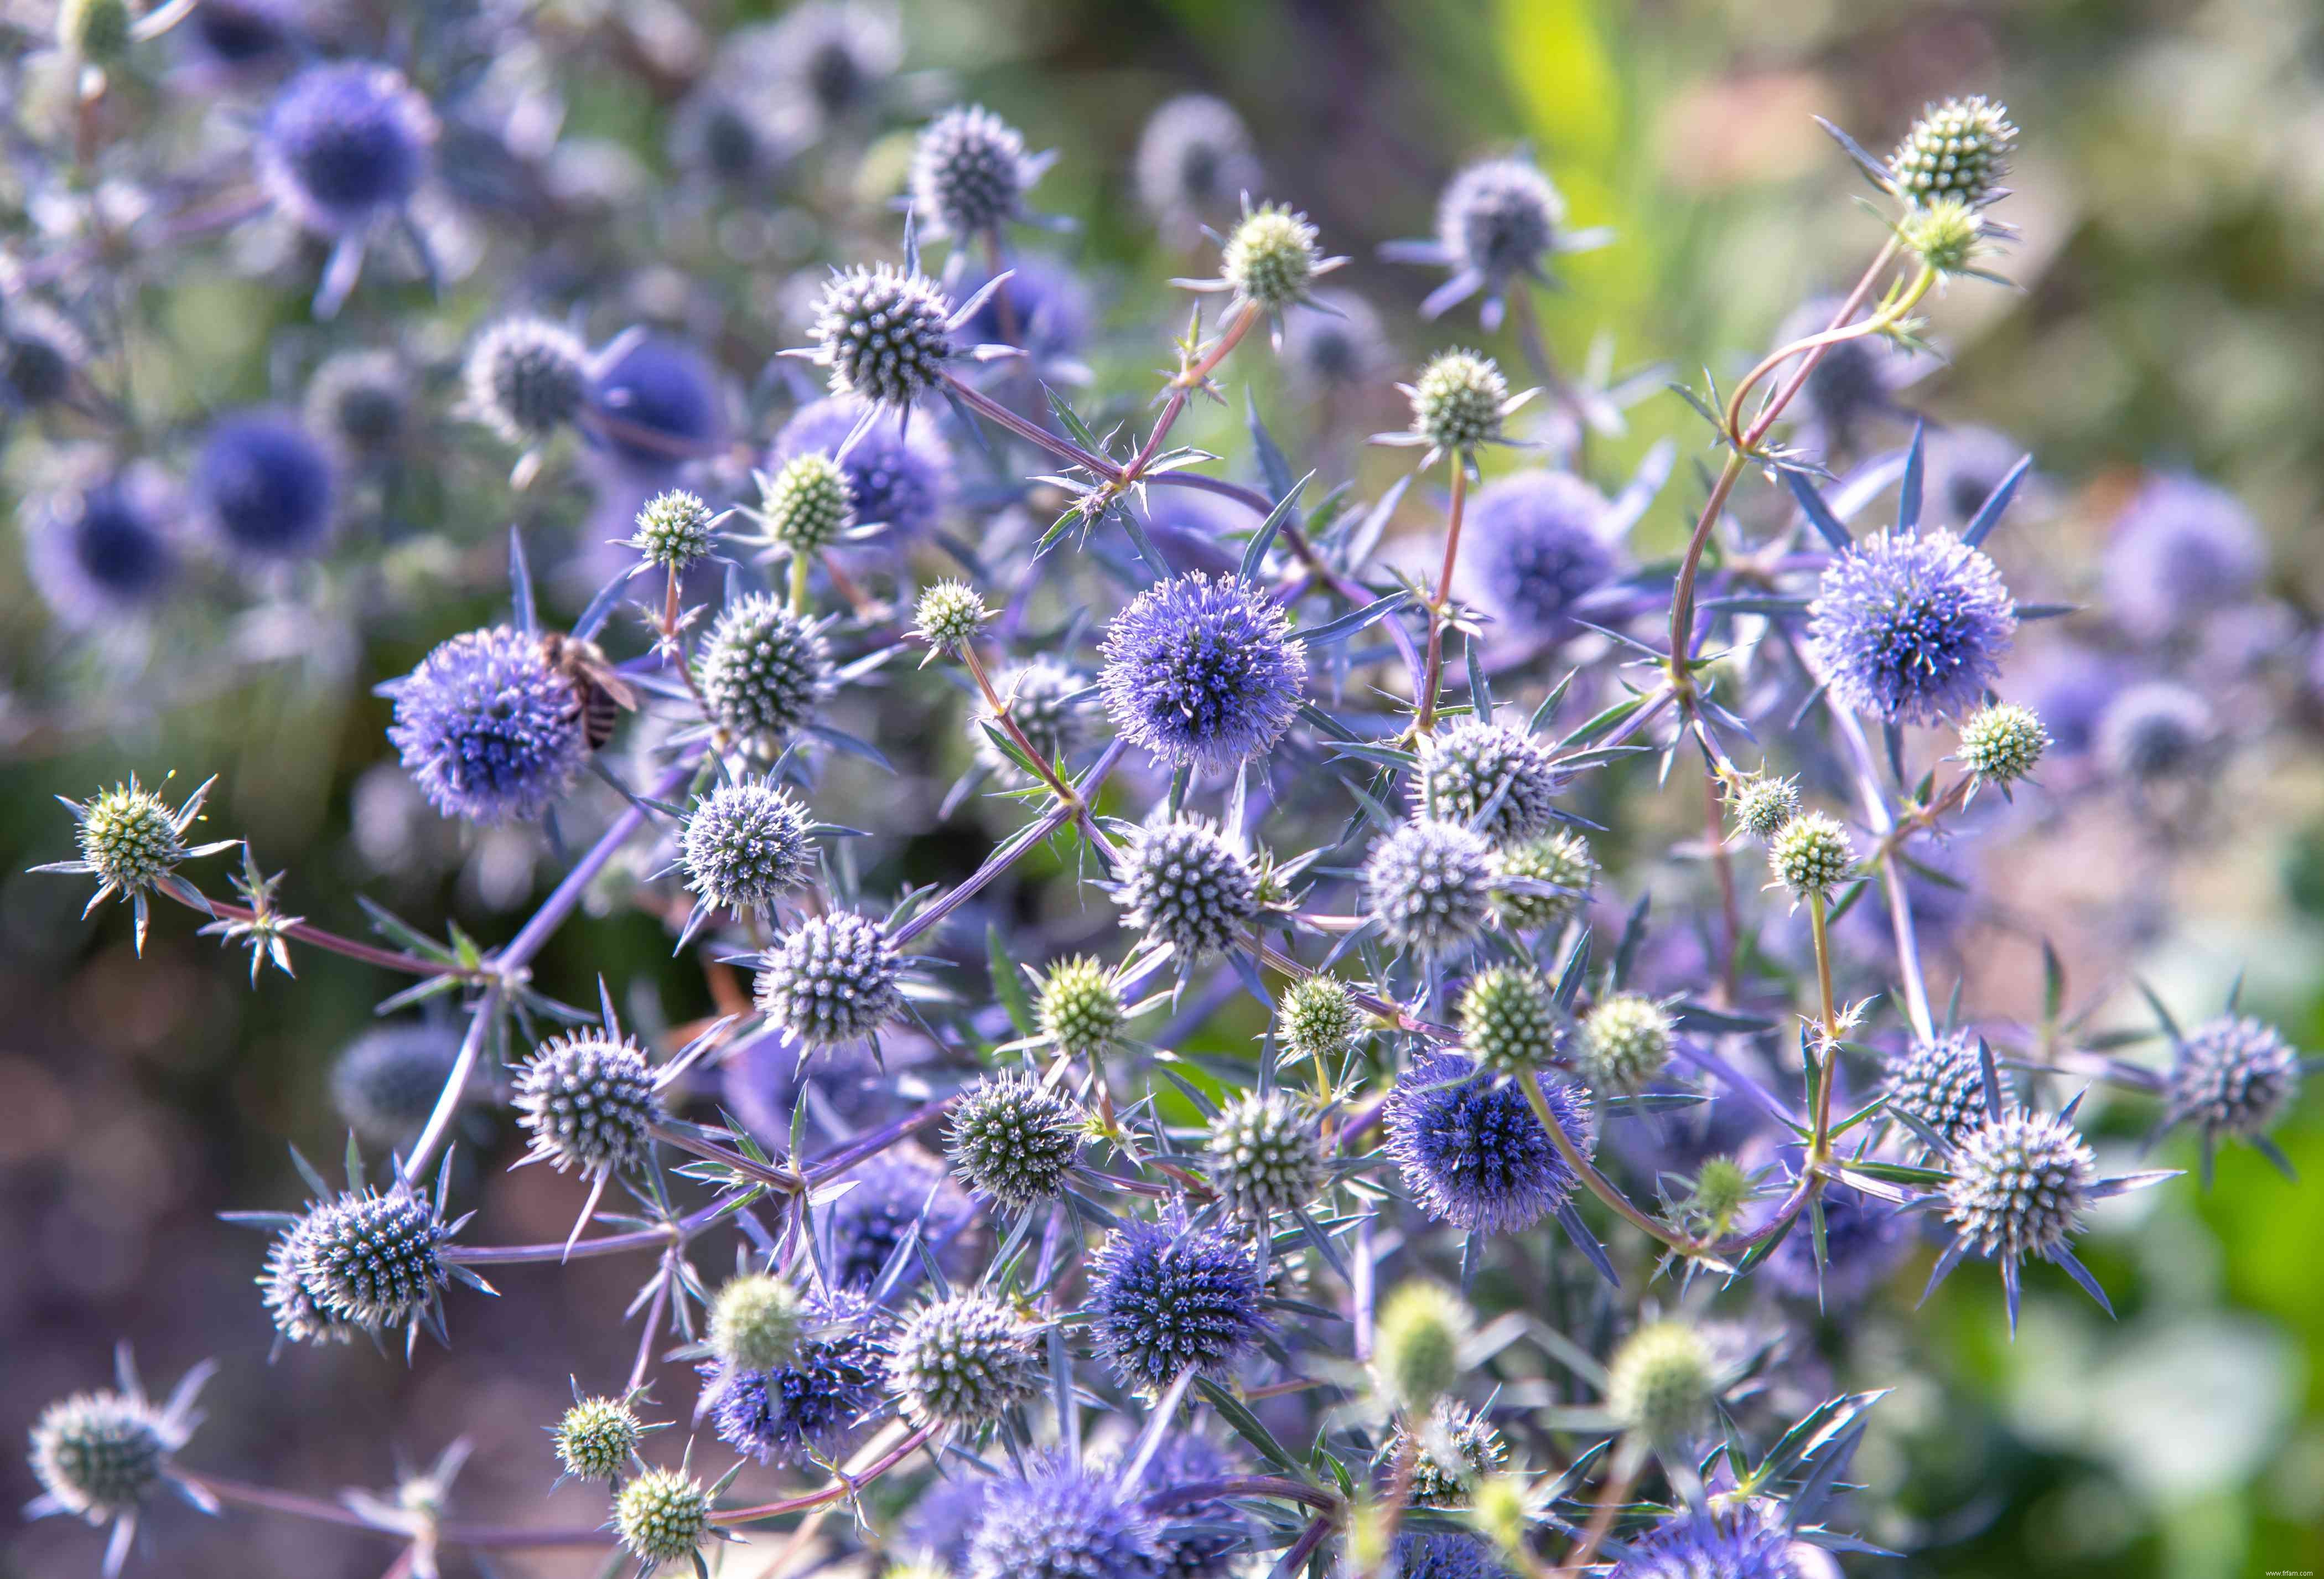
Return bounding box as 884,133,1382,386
538,629,640,753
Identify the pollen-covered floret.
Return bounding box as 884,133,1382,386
1767,811,1854,899
811,264,956,408
1458,967,1560,1076
511,1032,663,1179
1221,204,1325,311
1408,350,1509,454
1728,775,1802,840
1366,819,1496,956
760,452,857,554
1086,1219,1265,1394
628,489,719,571
2167,1015,2301,1145
1204,1091,1326,1220
1604,1321,1715,1445
387,626,588,825
915,579,990,658
888,1292,1044,1431
465,318,590,444
614,1466,715,1567
1417,719,1566,845
697,594,834,752
1099,573,1306,773
1574,993,1673,1094
1393,1399,1507,1508
553,1395,644,1483
1943,1108,2095,1264
948,1071,1085,1209
912,105,1033,238
1890,95,2017,208
680,779,813,914
1113,816,1262,961
753,912,901,1046
1491,830,1596,933
1035,956,1127,1062
1806,528,2016,724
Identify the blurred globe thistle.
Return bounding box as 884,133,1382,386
699,1290,885,1466
26,1350,210,1553
805,263,958,411
1214,202,1340,315
1459,472,1619,641
774,396,957,542
964,1459,1162,1579
1889,96,2017,208
1416,719,1566,845
1393,1399,1506,1508
614,1466,716,1569
1099,572,1306,774
914,580,990,661
1392,1531,1511,1579
1381,154,1588,329
951,255,1093,369
464,318,590,446
286,1186,453,1337
759,0,901,128
1138,486,1244,578
974,658,1091,779
1956,702,2050,789
1767,812,1854,901
1280,291,1390,397
2166,1015,2302,1157
1034,956,1126,1062
627,489,719,572
696,594,834,753
1086,1218,1264,1393
1760,1185,1907,1306
330,1024,465,1149
1457,967,1560,1076
2095,680,2214,781
511,1031,665,1179
585,334,726,480
888,1291,1044,1431
912,105,1042,239
753,912,902,1047
37,774,231,954
1279,975,1361,1064
708,1272,806,1372
179,0,300,79
1383,1052,1596,1234
1806,528,2016,724
193,410,335,561
679,778,813,916
948,1071,1085,1209
552,1394,649,1484
304,349,411,464
257,62,436,236
1366,819,1496,957
1885,1031,1995,1153
1491,830,1596,932
1604,1321,1714,1445
1727,774,1801,840
905,1472,998,1572
260,1213,359,1348
1768,297,1931,459
1609,1510,1803,1579
1574,993,1673,1095
1,298,86,411
1374,1282,1473,1411
671,81,792,188
1404,349,1515,459
2011,644,2123,761
386,627,589,824
1136,95,1260,236
1204,1091,1327,1220
24,471,179,630
1112,816,1262,961
821,1148,975,1290
2100,473,2268,641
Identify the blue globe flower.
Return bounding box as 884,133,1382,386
385,626,589,824
951,255,1091,364
1609,1511,1803,1579
772,395,956,542
1391,1534,1512,1579
25,472,179,629
697,1290,885,1466
180,0,300,74
257,62,436,235
586,334,726,480
193,410,335,561
1462,472,1618,641
1085,1219,1265,1394
905,1471,997,1572
965,1459,1163,1579
1099,572,1307,773
819,1148,976,1291
2101,472,2267,640
1806,527,2016,724
1383,1052,1596,1234
1759,1185,1907,1305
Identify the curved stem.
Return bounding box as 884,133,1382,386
710,1426,933,1524
1518,1073,1693,1257
397,985,500,1194
1414,460,1470,734
155,887,474,980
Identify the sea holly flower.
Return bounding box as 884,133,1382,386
1806,525,2016,724
1099,572,1306,773
25,1347,216,1579
34,773,238,954
910,104,1058,242
1380,151,1612,329
255,61,438,315
1136,94,1260,239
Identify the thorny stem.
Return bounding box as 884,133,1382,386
1818,683,1937,1042
962,641,1083,807
1273,1514,1339,1579
892,740,1127,949
1517,1072,1690,1258
652,1124,798,1190
1414,460,1470,735
154,887,478,980
710,1425,935,1524
171,1469,610,1550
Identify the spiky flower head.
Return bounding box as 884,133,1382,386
257,61,437,235
975,658,1091,778
1383,1053,1596,1234
1574,993,1673,1095
1610,1511,1804,1579
775,396,958,542
1885,1031,1994,1153
2167,1015,2301,1145
331,1025,465,1147
1417,720,1567,845
964,1459,1163,1579
1491,831,1595,933
305,348,411,459
1890,96,2017,208
36,774,234,955
1135,94,1260,231
948,1071,1085,1209
25,470,180,629
1113,816,1262,961
1806,528,2016,724
1393,1534,1512,1579
1221,203,1325,311
1899,195,1994,277
707,1272,806,1372
614,1466,714,1568
680,779,813,915
1955,701,2050,788
1373,1282,1474,1412
1943,1108,2095,1264
2097,680,2214,781
700,1290,885,1466
1280,975,1361,1064
1439,157,1564,287
912,105,1034,237
810,263,956,408
888,1292,1044,1431
1604,1321,1715,1445
2101,472,2266,640
1458,967,1560,1076
628,489,718,571
1728,774,1801,839
1464,472,1618,639
465,318,590,444
1035,956,1127,1062
1408,350,1510,455
289,1187,450,1333
1366,819,1496,957
28,1387,172,1528
914,579,990,659
1204,1091,1326,1220
1099,573,1306,773
512,1031,664,1179
1283,290,1390,395
753,912,901,1047
260,1213,359,1348
1394,1399,1507,1508
1086,1218,1264,1393
386,627,588,824
761,0,900,125
697,593,834,752
554,1395,644,1483
1767,812,1854,900
194,410,335,560
760,452,856,554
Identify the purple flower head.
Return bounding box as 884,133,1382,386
1099,573,1307,773
1609,1511,1803,1578
774,395,956,542
964,1458,1164,1579
386,626,588,824
25,471,179,628
1085,1218,1265,1394
193,410,335,561
819,1147,976,1290
179,0,300,75
912,104,1042,240
2,299,85,411
587,334,727,481
671,81,792,187
1281,290,1391,397
951,254,1091,366
1461,472,1619,641
2096,679,2214,781
1136,94,1260,236
697,1290,886,1466
2101,473,2267,640
759,1,901,126
1389,1533,1512,1579
2009,643,2124,759
1771,296,1931,459
257,62,436,235
906,1471,997,1572
1384,1052,1596,1234
1759,1185,1908,1304
1806,527,2016,724
1132,1435,1243,1579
